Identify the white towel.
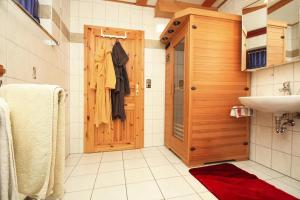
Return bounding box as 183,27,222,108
230,106,253,118
0,98,19,200
0,84,65,199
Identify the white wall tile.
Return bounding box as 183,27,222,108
294,62,300,81
294,82,300,95
257,112,273,127
256,85,273,96
93,1,106,20
274,63,294,84
256,145,272,167
256,126,272,147
70,0,79,17
256,67,274,85
292,132,300,157
249,61,300,181
0,0,70,157
250,125,256,143
291,156,300,180
79,1,93,18
272,150,291,176
250,143,256,161
272,131,292,154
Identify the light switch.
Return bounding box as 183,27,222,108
146,79,151,88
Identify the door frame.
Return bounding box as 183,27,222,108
83,25,144,153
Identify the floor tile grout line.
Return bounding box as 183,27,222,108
64,154,83,183
65,148,300,199
158,149,205,199
236,161,300,192
89,152,103,200
122,151,129,200
156,146,206,199
241,160,287,179
141,147,166,200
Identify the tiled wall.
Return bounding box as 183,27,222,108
219,1,300,181
250,62,300,181
0,0,70,156
69,0,168,153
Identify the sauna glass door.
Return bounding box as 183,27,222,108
173,39,185,140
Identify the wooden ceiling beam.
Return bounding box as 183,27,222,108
268,0,293,14
155,0,217,18
136,0,148,6
202,0,217,7
242,4,267,15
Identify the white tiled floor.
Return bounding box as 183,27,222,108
64,146,300,200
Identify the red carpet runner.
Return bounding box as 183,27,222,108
189,163,299,200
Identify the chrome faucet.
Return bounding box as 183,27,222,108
279,81,292,95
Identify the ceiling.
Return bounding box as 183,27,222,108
113,0,228,8
268,0,299,24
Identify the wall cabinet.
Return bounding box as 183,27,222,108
267,21,286,67
160,8,250,167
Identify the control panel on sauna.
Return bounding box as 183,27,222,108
242,0,300,71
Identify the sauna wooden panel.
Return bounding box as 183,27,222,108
188,15,249,165
165,44,174,147
84,26,144,153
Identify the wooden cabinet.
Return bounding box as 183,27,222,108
161,8,250,167
267,20,287,67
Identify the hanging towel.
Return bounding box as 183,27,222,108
111,41,130,121
92,38,116,126
230,106,253,118
0,84,65,200
18,0,40,23
0,98,19,200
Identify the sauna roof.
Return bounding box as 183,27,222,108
160,8,241,44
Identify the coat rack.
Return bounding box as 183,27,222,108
97,28,127,39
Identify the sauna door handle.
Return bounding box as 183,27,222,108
191,86,196,90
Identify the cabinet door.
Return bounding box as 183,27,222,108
267,25,285,66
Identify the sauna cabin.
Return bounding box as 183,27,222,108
161,8,250,167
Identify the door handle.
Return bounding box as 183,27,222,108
135,83,139,96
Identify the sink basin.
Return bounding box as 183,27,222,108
239,95,300,114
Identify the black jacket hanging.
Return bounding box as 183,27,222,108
111,41,130,121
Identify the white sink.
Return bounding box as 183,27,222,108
239,95,300,114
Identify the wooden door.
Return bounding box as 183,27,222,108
165,20,190,164
84,26,144,152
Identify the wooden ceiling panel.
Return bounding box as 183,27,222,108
202,0,217,7
268,0,293,14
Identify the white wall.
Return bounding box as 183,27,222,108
219,0,242,15
219,0,300,181
250,62,300,181
0,0,70,156
69,0,169,153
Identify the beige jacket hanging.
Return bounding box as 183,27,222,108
92,39,116,126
